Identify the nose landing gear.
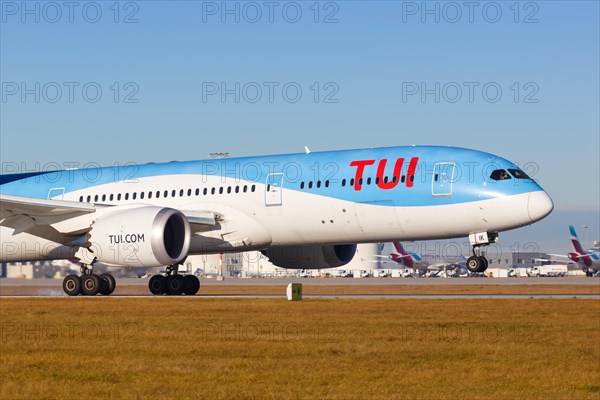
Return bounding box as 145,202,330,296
467,231,498,274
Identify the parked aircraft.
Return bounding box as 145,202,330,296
548,226,600,277
0,145,553,295
377,242,468,276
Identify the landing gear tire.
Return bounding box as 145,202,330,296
99,273,116,295
63,275,81,296
80,274,101,296
467,256,481,273
479,256,489,272
183,275,200,295
149,275,167,295
467,256,488,273
166,275,185,295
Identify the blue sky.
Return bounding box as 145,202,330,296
1,1,599,252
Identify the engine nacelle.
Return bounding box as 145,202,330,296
263,244,357,270
89,207,191,267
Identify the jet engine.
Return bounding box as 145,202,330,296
263,244,357,269
88,207,191,267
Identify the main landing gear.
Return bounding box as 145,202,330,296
148,264,200,296
62,260,116,296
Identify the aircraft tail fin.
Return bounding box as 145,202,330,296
393,241,406,254
569,225,586,253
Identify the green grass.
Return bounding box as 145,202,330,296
1,298,599,399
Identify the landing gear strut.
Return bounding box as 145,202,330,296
62,259,117,296
148,264,200,296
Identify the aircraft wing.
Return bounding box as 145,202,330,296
0,194,96,234
374,254,412,259
547,254,574,260
0,194,95,219
1,194,218,236
180,210,217,231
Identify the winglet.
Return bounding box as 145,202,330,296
304,146,311,154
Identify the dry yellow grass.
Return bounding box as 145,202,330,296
1,298,599,400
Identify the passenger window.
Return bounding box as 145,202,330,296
490,169,512,180
140,192,145,200
342,179,346,187
227,187,232,194
94,195,98,202
350,178,355,186
117,194,122,201
301,182,305,189
102,194,106,201
366,178,371,185
252,185,256,192
325,180,330,188
171,190,176,197
235,186,240,193
79,196,83,202
195,189,200,196
132,193,137,200
401,176,406,183
125,193,129,201
187,189,192,196
317,181,321,188
179,189,184,197
211,188,216,195
243,186,248,193
219,187,223,194
203,188,208,195
110,194,114,201
308,181,313,189
148,192,152,199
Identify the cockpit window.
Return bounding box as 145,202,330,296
490,169,512,180
508,169,531,179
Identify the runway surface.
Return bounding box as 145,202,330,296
1,276,598,298
2,294,598,299
3,276,599,286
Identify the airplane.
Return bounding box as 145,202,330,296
0,145,554,295
376,242,468,277
547,226,600,277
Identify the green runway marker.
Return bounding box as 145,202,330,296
286,283,302,301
